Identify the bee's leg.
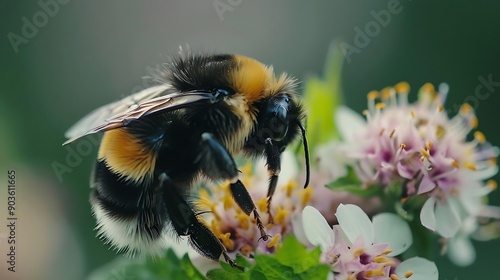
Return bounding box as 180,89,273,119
264,138,281,224
197,133,270,241
160,174,241,269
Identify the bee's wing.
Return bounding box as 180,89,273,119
63,85,215,145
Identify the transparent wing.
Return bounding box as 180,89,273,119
63,85,215,145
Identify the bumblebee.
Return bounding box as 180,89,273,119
63,52,310,267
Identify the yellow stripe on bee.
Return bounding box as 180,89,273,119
98,128,156,182
232,55,269,104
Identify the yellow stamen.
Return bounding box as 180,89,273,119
373,256,388,263
460,103,473,114
422,83,435,94
256,197,268,212
365,266,385,277
362,109,369,116
487,180,497,191
375,102,386,110
390,274,400,280
219,232,234,250
285,180,298,197
382,248,393,255
274,206,290,225
489,158,497,165
266,233,281,248
223,192,234,210
410,110,415,118
436,125,446,139
426,140,432,151
381,87,392,99
405,270,414,278
420,148,430,159
368,90,379,100
301,187,312,206
466,163,477,171
437,105,444,112
235,212,250,230
390,129,396,138
451,160,460,169
400,143,407,150
379,128,385,136
395,81,410,93
353,248,364,258
469,116,478,129
348,273,356,280
474,131,486,144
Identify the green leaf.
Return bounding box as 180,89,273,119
207,236,330,280
88,249,206,280
303,41,345,151
326,166,381,197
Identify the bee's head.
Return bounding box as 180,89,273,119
167,53,309,187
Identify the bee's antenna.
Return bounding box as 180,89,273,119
297,121,310,189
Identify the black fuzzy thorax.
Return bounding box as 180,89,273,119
167,54,236,92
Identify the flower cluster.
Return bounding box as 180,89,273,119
334,82,499,265
197,151,312,257
297,204,438,280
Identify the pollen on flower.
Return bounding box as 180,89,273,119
353,248,364,258
373,255,388,263
266,233,281,248
375,102,386,110
390,274,400,280
395,81,410,93
345,82,499,240
404,270,414,278
466,163,477,171
420,148,430,159
197,156,308,257
390,129,396,138
274,207,290,225
368,91,379,100
474,131,486,144
382,248,393,255
421,83,435,94
487,180,497,191
365,266,386,277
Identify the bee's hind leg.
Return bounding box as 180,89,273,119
160,174,242,269
196,132,271,242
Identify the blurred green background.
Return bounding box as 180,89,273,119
1,0,499,279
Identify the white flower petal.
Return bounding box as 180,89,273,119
332,225,351,246
420,196,437,231
372,213,412,256
435,199,461,238
335,106,366,141
335,204,374,244
302,206,334,251
396,257,438,280
291,212,312,247
447,235,476,266
277,150,298,188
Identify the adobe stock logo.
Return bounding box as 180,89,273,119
7,0,71,54
340,0,411,63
